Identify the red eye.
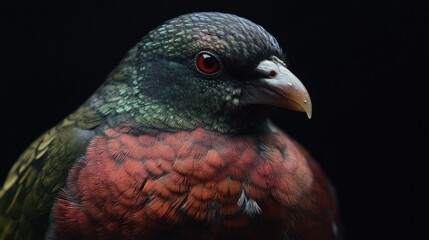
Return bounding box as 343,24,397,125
196,52,222,75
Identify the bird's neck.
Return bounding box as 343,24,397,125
88,82,270,134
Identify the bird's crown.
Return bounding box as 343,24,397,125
139,12,283,68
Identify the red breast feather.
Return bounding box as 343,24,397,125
50,126,335,239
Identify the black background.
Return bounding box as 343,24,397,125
0,1,426,239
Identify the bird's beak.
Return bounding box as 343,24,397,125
242,58,312,119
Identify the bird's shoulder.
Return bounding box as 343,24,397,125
0,105,103,240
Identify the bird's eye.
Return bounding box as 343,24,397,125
195,51,222,76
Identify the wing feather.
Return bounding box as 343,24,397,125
0,106,103,240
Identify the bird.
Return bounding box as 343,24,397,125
0,12,341,240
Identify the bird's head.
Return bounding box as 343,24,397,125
95,12,312,133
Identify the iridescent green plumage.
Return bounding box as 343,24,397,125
0,107,102,239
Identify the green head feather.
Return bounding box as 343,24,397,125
88,12,284,133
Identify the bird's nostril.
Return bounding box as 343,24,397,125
269,70,277,78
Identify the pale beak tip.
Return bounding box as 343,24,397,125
303,102,313,119
306,110,312,119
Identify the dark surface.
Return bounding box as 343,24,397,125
0,1,426,239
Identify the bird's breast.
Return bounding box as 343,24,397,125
50,126,313,239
